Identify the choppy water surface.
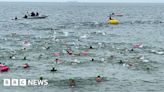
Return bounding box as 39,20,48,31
0,2,164,92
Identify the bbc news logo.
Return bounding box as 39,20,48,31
3,79,48,86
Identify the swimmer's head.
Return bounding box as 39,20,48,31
96,75,102,82
119,60,123,64
39,77,43,80
90,46,93,49
146,67,150,70
23,56,27,60
131,49,134,51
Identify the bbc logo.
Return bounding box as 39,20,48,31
3,79,26,86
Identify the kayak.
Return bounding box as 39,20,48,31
23,15,48,19
112,14,123,17
114,14,123,16
0,64,9,72
111,13,123,17
108,19,119,25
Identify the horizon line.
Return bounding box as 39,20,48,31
0,1,164,3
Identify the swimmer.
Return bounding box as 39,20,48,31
39,77,43,80
21,48,26,51
110,55,114,59
22,63,29,68
146,67,150,70
51,67,57,72
96,75,103,82
12,17,18,20
130,48,134,51
46,46,50,50
91,58,94,61
69,79,76,87
9,56,13,59
89,46,93,49
55,59,60,63
23,56,27,60
118,60,124,64
15,17,18,20
9,55,15,59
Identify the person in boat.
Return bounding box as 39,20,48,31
109,15,113,20
109,13,116,20
23,15,28,18
109,16,112,20
31,12,35,16
36,12,39,16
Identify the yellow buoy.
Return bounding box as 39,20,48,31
108,19,119,25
